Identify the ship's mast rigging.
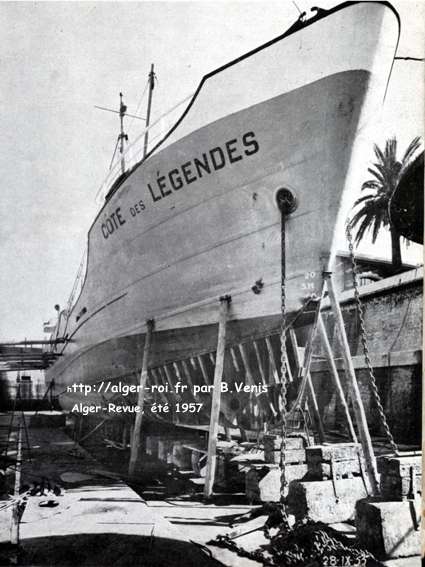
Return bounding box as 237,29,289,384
94,64,156,174
118,92,128,173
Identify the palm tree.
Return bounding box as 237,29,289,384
349,136,422,271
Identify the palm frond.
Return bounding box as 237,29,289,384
373,143,386,165
399,136,422,173
353,213,376,246
361,180,381,191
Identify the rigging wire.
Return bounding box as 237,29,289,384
127,78,150,136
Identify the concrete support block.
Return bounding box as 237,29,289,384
246,463,308,503
306,443,364,479
265,448,306,465
264,434,313,460
287,477,368,523
356,499,420,559
378,454,422,501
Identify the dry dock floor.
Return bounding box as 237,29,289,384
0,412,222,566
0,412,420,567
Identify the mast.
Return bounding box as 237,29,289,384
143,64,155,158
118,92,128,174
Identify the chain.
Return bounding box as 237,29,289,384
279,207,290,515
210,517,379,566
346,222,399,455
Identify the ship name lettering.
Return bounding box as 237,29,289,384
130,200,146,217
101,206,126,239
146,130,260,204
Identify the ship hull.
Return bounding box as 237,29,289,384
47,2,400,416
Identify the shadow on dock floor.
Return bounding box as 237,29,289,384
0,533,224,567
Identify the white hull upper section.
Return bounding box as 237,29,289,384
48,2,399,391
157,2,398,155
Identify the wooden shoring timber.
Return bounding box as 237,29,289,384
209,352,216,366
79,416,109,444
197,354,210,385
160,365,174,389
173,361,183,384
10,427,22,546
289,328,325,443
204,296,231,499
238,343,263,419
325,272,379,495
318,314,357,443
230,347,241,373
150,368,169,405
252,339,278,417
129,319,154,477
181,359,197,401
265,336,280,385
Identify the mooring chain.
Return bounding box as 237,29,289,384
276,188,299,519
346,222,399,455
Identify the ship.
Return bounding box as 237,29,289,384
46,1,400,428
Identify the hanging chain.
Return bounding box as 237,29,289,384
279,206,291,515
346,222,398,455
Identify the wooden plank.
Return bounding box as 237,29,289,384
129,320,154,477
265,336,280,384
10,427,22,545
326,273,379,495
253,340,267,386
230,347,240,373
181,359,196,401
238,343,266,421
197,355,210,385
310,349,422,372
151,368,168,404
318,315,357,442
204,297,231,498
253,339,277,417
289,328,325,444
161,365,174,389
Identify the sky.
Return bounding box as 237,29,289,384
0,0,423,342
